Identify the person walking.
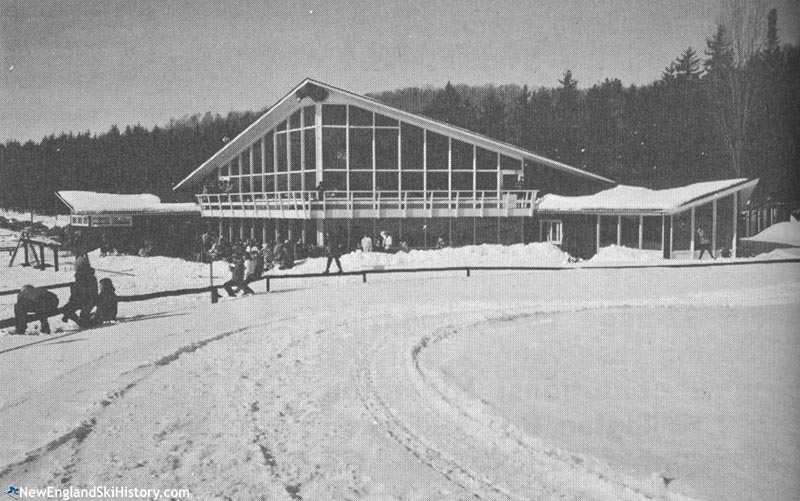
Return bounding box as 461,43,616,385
223,254,255,296
696,227,715,259
15,285,59,335
323,231,344,274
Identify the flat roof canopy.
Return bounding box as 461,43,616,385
537,178,758,216
56,191,200,216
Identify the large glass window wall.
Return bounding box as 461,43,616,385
216,107,317,193
215,103,521,197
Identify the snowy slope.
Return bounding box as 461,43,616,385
1,252,798,500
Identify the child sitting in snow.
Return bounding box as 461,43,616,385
94,278,118,323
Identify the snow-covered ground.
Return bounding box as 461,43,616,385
1,223,799,500
0,209,69,228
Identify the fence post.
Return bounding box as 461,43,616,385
466,268,470,277
209,260,218,303
362,272,367,283
266,277,271,292
53,249,59,272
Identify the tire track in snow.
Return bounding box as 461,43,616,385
0,319,291,482
351,296,715,500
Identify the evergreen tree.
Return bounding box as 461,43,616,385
422,82,475,129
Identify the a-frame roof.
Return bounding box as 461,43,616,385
173,78,616,191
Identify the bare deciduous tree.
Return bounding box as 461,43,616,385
705,0,768,178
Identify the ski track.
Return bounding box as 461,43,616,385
1,279,797,500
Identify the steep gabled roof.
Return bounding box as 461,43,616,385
174,78,616,191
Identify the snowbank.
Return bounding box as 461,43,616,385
741,218,800,247
588,245,665,263
272,242,572,275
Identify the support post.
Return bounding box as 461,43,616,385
316,219,325,246
53,248,59,272
638,215,643,250
661,215,666,258
712,199,717,256
362,272,367,283
595,215,601,254
669,214,674,259
266,277,271,292
616,216,622,246
210,260,218,304
732,192,738,257
690,207,696,258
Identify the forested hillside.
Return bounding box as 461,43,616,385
2,11,798,215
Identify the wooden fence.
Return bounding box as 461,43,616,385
3,258,799,330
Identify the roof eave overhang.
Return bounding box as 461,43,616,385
665,178,759,215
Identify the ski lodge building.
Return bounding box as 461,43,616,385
174,78,758,259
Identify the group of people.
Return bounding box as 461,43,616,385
359,231,414,254
14,254,118,335
218,237,296,297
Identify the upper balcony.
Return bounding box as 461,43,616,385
196,190,539,219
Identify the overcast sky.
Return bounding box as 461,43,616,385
2,0,798,143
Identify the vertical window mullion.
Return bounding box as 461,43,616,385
423,129,427,194
372,111,376,194
397,122,402,194
345,105,350,193
273,129,278,193
300,107,305,193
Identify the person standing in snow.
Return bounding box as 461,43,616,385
261,241,274,270
360,233,373,252
380,231,394,253
323,231,344,274
696,227,715,259
273,239,293,270
244,251,258,282
15,285,59,335
223,254,255,297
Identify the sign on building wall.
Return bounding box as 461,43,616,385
70,214,133,227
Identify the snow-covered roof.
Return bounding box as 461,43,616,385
538,178,758,215
741,218,800,247
56,191,200,215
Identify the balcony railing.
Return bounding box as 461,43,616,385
196,190,538,218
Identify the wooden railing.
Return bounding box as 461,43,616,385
195,190,539,218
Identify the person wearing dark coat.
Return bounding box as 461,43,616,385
15,285,59,335
273,240,294,270
94,278,118,323
323,232,344,274
223,255,255,297
62,266,99,327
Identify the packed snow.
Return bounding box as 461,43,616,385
1,223,799,500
